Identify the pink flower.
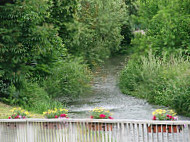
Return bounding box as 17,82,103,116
108,116,113,119
173,117,178,120
152,115,156,120
169,115,173,119
99,114,106,118
166,114,170,117
55,115,58,118
90,116,93,119
8,116,11,119
60,114,66,117
23,116,26,119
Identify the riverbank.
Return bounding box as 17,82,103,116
119,53,190,117
0,102,43,119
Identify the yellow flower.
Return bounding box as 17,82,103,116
152,112,156,115
25,111,29,115
43,112,47,115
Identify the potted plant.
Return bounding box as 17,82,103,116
89,107,113,131
8,107,30,119
43,108,69,129
7,107,30,128
148,109,183,133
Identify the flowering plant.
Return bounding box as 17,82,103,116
43,108,69,119
152,109,177,121
90,107,113,119
8,108,30,119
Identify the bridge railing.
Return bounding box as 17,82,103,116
0,119,190,142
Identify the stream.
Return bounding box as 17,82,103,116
68,55,189,120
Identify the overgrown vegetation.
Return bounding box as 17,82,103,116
131,0,190,55
120,52,190,116
0,0,132,114
120,0,190,117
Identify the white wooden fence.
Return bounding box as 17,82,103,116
0,119,190,142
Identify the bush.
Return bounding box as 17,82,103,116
119,51,190,116
66,0,128,66
131,0,190,56
2,81,62,113
44,57,92,101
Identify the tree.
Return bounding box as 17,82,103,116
66,0,128,66
0,0,65,97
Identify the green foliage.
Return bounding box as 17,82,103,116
120,0,138,49
119,52,190,116
47,0,78,41
0,0,65,90
131,0,190,55
3,81,62,113
66,0,128,66
44,57,92,100
0,0,64,112
0,0,133,113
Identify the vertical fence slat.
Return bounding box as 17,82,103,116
161,124,164,142
146,124,149,142
142,123,145,142
188,125,190,142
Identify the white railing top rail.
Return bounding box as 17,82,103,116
0,118,190,125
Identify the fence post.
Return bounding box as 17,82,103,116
26,120,34,142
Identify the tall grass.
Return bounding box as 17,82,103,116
119,52,190,116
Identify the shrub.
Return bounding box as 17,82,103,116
131,0,190,56
2,81,62,113
119,51,190,116
44,57,92,101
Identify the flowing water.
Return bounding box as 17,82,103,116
68,55,189,120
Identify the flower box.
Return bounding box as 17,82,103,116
43,122,60,129
88,123,113,131
148,125,183,133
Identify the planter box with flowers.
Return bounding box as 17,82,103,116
7,107,30,128
43,108,69,129
8,107,30,119
148,109,183,133
89,107,113,131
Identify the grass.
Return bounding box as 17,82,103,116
119,52,190,117
0,102,43,119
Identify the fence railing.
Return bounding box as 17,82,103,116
0,119,190,142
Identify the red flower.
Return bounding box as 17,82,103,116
152,115,156,120
23,116,26,119
108,116,113,119
90,116,93,119
166,114,170,117
8,116,11,119
99,114,106,118
55,115,58,118
60,114,66,117
169,115,173,119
